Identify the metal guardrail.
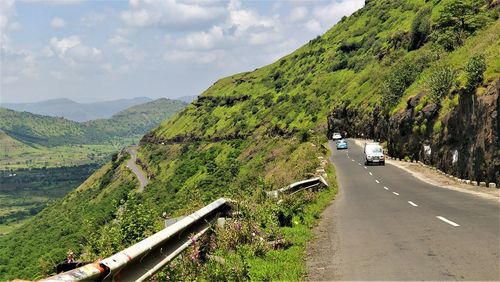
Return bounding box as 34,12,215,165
41,198,231,282
267,176,329,198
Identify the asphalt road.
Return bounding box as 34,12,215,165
126,147,149,192
309,139,500,281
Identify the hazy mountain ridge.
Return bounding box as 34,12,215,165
0,98,186,148
1,97,152,122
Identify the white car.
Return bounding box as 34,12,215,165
364,142,385,165
332,132,342,140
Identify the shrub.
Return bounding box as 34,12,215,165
408,7,432,51
464,54,486,93
426,64,457,103
381,58,420,107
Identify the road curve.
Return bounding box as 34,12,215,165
307,139,500,281
126,147,149,192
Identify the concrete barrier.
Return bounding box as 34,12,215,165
472,181,478,186
488,183,497,188
479,182,487,187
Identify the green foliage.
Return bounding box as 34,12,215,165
0,162,136,279
464,54,487,93
381,58,422,107
426,64,457,103
432,0,491,51
84,193,159,258
409,7,432,51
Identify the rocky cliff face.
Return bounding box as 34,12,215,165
328,80,499,185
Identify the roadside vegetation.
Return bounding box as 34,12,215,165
0,0,498,280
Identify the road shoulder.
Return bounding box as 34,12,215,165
351,139,499,203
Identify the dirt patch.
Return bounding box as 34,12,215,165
305,199,338,281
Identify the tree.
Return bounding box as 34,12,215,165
464,54,487,93
432,0,489,51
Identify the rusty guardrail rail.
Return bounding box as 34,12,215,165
41,198,231,282
267,176,329,198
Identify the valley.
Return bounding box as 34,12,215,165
0,98,186,236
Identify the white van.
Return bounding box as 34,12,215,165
364,142,385,165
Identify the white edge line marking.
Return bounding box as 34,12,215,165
392,192,399,195
437,216,460,227
408,201,418,207
384,186,389,190
375,180,380,183
369,172,373,175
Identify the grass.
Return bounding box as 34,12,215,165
0,143,120,170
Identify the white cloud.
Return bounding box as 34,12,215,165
1,47,39,81
163,49,223,64
50,17,66,28
288,6,308,22
180,26,224,50
305,19,321,32
313,0,364,27
0,0,16,34
118,47,145,62
50,36,80,56
49,36,102,66
81,12,105,27
121,0,226,29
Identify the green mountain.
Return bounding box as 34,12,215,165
0,98,187,168
0,0,498,279
1,97,152,122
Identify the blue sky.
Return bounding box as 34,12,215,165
0,0,364,103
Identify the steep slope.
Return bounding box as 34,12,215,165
2,97,152,122
0,0,498,279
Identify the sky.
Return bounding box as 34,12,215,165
0,0,364,103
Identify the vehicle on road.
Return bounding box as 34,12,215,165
364,142,385,165
336,139,348,150
332,132,342,140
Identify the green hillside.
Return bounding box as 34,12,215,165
0,0,498,279
0,98,187,169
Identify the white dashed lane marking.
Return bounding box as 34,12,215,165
375,180,380,184
358,163,361,165
408,201,418,207
369,172,373,176
364,166,367,169
437,216,460,227
384,186,389,190
392,192,400,196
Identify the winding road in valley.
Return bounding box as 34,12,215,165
307,139,500,281
126,147,149,192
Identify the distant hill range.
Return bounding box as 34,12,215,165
0,98,187,168
1,97,153,122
